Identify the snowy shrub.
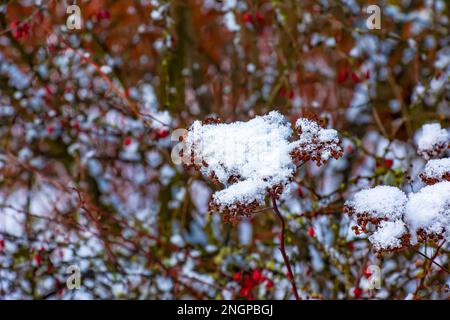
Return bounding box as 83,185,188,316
416,123,449,160
346,181,450,253
181,111,343,220
420,158,450,185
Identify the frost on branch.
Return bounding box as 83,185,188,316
181,111,343,220
346,181,450,253
404,181,450,244
416,123,449,160
419,158,450,185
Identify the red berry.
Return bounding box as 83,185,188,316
265,279,274,289
252,269,261,282
288,90,295,100
239,287,250,297
347,145,353,153
47,126,54,134
34,253,42,266
97,10,111,21
384,159,393,168
364,268,372,279
278,87,287,97
337,69,348,83
285,271,292,280
242,12,252,24
308,227,315,237
156,128,170,139
233,272,241,282
297,186,304,198
347,242,355,251
124,137,133,146
351,72,362,84
0,239,4,252
353,287,363,298
255,12,264,24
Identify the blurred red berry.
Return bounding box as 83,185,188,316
297,186,304,198
156,128,170,139
97,10,111,21
10,21,29,39
384,159,393,168
252,269,261,282
353,287,363,298
124,137,133,146
255,12,264,24
308,227,315,237
233,271,241,281
288,90,295,100
364,268,372,279
0,239,4,252
337,69,348,83
242,12,252,24
347,242,355,251
351,72,362,84
47,126,54,134
347,144,353,153
34,253,41,266
265,279,274,289
365,70,370,79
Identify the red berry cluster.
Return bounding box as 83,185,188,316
233,269,274,299
10,20,30,40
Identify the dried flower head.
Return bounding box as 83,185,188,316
182,111,343,219
416,123,449,160
419,158,450,185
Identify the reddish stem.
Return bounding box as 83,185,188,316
271,195,301,300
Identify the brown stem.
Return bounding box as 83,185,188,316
271,195,301,300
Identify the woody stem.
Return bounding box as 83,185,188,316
271,195,301,300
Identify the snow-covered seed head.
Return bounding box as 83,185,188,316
419,158,450,185
369,220,411,254
181,111,343,218
416,123,449,160
344,185,408,233
291,118,344,166
404,181,450,244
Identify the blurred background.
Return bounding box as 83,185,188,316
0,0,448,299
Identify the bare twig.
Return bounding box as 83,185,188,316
271,195,301,300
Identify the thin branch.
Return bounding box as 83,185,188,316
271,195,301,300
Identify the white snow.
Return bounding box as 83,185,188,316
369,220,407,251
183,111,342,212
404,181,450,243
292,118,342,164
416,123,449,159
346,185,407,221
421,158,450,182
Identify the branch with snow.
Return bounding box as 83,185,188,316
416,123,449,160
346,181,450,253
181,111,343,220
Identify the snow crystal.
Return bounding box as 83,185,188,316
420,158,450,184
416,123,449,159
369,220,407,251
404,181,450,243
346,186,407,221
